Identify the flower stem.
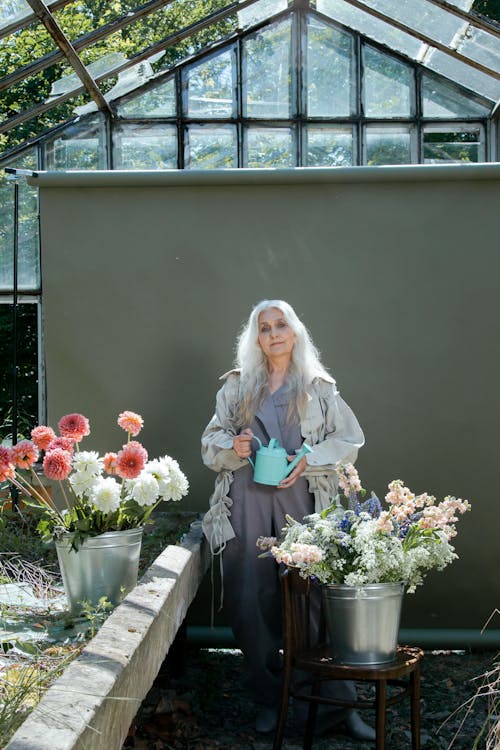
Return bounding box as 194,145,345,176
58,480,72,511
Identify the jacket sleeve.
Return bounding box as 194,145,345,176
303,380,365,473
201,375,247,473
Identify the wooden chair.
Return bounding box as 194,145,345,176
273,567,423,750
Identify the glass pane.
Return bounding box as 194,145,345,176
424,49,499,102
317,0,423,60
422,75,491,118
423,126,483,163
185,125,237,169
364,125,413,165
184,48,235,118
243,17,292,118
0,0,30,28
305,126,354,166
306,16,355,117
245,127,294,168
0,150,40,292
117,78,176,118
48,52,126,99
238,0,288,30
357,0,460,47
0,303,39,439
363,45,414,117
113,124,177,169
0,0,61,29
458,27,500,75
45,117,106,170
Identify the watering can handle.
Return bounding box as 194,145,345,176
246,435,263,469
284,443,313,476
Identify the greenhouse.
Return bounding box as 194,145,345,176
1,1,500,748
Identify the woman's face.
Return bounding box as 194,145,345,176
257,307,295,360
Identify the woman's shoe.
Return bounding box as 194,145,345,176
255,706,278,733
343,709,376,741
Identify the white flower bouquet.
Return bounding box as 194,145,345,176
260,464,470,592
0,410,189,548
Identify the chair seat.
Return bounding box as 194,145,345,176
295,645,423,681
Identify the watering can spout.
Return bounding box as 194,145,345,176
284,443,313,476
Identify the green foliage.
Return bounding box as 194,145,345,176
0,304,38,441
0,507,57,570
77,596,113,638
474,0,500,21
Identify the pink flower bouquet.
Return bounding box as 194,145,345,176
259,464,471,593
0,411,189,548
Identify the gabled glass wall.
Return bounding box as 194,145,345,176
108,7,493,170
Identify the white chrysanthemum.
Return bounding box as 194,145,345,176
90,476,122,513
72,450,103,476
145,456,189,502
129,472,159,507
69,470,99,497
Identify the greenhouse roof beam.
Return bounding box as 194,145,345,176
338,0,500,80
0,0,72,41
24,0,113,115
0,0,260,136
0,0,176,93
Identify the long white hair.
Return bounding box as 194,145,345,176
234,299,331,426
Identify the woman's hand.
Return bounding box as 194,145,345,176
233,428,254,459
278,455,307,489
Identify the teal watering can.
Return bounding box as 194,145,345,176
248,437,313,486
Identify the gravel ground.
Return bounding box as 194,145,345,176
125,647,497,750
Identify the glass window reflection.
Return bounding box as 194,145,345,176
243,18,292,118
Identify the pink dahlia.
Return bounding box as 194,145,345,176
31,425,56,451
43,448,72,481
47,436,75,456
10,440,39,469
128,440,148,461
116,444,146,480
58,413,90,442
117,411,144,437
0,446,14,482
103,452,118,475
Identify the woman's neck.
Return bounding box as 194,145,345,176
267,357,291,394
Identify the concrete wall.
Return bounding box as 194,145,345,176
31,165,500,631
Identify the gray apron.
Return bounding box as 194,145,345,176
223,384,356,714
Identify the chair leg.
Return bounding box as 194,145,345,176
375,680,387,750
273,664,292,750
411,667,421,750
303,700,318,750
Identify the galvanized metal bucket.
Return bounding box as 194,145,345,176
322,581,404,665
55,527,143,613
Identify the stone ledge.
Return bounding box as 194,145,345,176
6,519,209,750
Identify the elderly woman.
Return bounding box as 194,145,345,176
201,300,374,740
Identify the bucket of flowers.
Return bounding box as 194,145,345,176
260,464,471,664
0,410,189,612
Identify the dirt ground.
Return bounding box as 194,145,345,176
125,647,497,750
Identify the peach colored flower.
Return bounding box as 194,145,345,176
43,448,72,481
128,440,148,461
58,413,90,442
10,440,39,469
31,425,56,451
47,436,74,456
116,444,146,480
103,452,118,475
0,446,15,482
117,411,144,437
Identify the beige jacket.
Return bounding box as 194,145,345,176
201,369,365,553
